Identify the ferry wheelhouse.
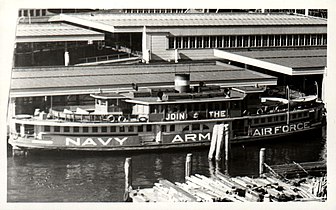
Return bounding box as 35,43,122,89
8,74,325,152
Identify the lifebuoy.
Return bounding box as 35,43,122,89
257,108,263,115
268,89,274,96
139,117,148,122
107,115,115,122
118,116,127,122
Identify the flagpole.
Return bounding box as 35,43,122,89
287,85,290,125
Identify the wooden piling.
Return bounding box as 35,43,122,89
208,124,218,160
224,124,229,163
185,153,192,178
215,124,224,160
259,148,266,176
124,157,132,201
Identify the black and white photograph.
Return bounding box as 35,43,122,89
0,1,335,209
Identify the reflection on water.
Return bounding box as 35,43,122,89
7,134,325,202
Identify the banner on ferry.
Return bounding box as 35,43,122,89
251,121,310,136
165,110,227,121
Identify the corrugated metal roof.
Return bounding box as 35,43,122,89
230,49,327,69
59,13,327,27
10,63,276,91
16,23,104,37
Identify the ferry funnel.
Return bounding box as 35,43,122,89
174,74,190,93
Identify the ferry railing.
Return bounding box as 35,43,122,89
78,52,134,64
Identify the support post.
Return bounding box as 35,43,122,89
124,157,132,201
224,124,229,163
208,124,218,160
259,148,266,176
185,153,192,178
215,124,224,161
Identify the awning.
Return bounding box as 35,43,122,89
214,49,326,76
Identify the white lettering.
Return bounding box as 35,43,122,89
97,138,113,146
282,125,289,133
289,124,296,131
304,122,309,129
165,112,187,121
172,135,184,143
185,134,197,142
82,138,97,146
199,133,211,141
253,129,261,136
66,137,80,146
264,127,272,135
297,123,303,130
274,126,281,134
114,137,128,145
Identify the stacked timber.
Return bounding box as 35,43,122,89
129,173,326,202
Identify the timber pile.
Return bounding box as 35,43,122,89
129,172,326,202
265,161,326,178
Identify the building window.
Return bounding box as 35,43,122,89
169,37,175,49
101,126,107,132
204,36,210,48
190,36,196,48
317,34,323,45
262,35,268,47
275,35,281,46
230,36,236,47
256,36,262,47
243,36,249,47
269,35,275,46
210,36,216,48
287,35,293,46
322,34,327,45
64,126,70,132
183,37,189,48
293,35,299,46
237,36,242,47
73,126,79,133
217,36,223,48
250,36,256,47
299,35,305,45
176,37,182,48
281,35,287,46
197,36,202,48
224,36,230,48
305,35,311,45
311,35,317,45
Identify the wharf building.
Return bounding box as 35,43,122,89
9,9,327,119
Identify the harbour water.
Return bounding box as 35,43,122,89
7,131,326,202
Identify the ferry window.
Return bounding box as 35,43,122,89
102,126,107,132
15,123,20,133
42,9,46,16
30,10,34,16
128,126,134,132
64,126,70,132
25,125,34,134
260,118,266,123
183,125,190,132
292,114,297,119
138,125,143,132
169,124,175,132
119,126,125,132
298,113,302,118
203,124,210,131
44,126,50,132
110,126,116,132
73,126,79,133
254,119,259,124
92,127,98,132
36,9,40,16
267,117,273,122
23,10,28,16
192,124,200,131
162,125,167,132
146,125,152,132
280,116,285,121
303,112,308,117
54,126,60,132
274,116,279,121
83,127,89,133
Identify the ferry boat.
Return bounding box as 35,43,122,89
8,74,325,152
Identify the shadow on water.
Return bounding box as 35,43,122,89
7,129,325,202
